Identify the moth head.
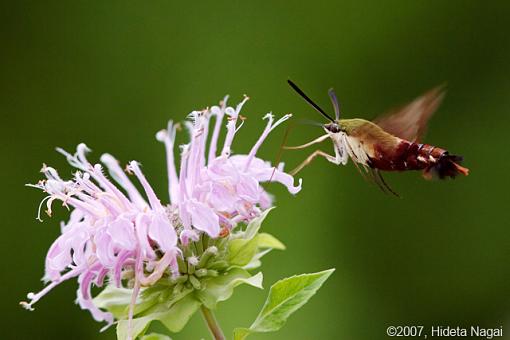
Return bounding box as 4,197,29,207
323,122,342,133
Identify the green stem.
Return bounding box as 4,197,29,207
201,305,225,340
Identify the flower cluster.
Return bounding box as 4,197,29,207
22,96,301,334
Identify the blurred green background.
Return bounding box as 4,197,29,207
2,1,510,339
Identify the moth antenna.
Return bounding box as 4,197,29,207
328,88,341,120
288,79,336,122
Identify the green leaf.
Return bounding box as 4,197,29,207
158,294,201,332
93,285,136,319
196,268,263,309
228,232,285,267
93,284,177,320
141,333,171,340
243,248,271,270
234,269,335,340
256,233,285,250
228,209,284,267
117,315,154,340
227,237,259,266
243,207,274,240
233,327,251,340
116,294,201,340
237,234,285,270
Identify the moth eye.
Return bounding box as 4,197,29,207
326,124,341,133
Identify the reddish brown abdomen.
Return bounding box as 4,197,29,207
370,140,468,179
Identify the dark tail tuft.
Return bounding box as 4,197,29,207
423,154,469,180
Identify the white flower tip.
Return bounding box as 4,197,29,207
99,324,111,333
206,246,218,254
275,114,292,126
225,107,236,118
127,161,140,170
157,120,178,141
99,319,114,333
77,143,91,152
234,96,249,114
54,147,67,156
210,105,221,115
188,256,199,266
155,130,166,141
293,178,303,194
220,94,229,107
20,301,34,311
99,153,116,164
263,113,274,121
20,293,36,310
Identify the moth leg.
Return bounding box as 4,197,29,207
368,168,400,197
284,134,330,150
290,149,338,176
376,170,400,197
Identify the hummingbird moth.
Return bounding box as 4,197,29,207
286,80,469,195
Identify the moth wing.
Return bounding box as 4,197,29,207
373,85,446,142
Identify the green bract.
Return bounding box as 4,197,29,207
94,208,283,339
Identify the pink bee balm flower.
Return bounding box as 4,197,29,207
21,96,302,332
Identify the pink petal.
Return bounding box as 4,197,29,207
148,212,177,252
94,229,116,267
108,216,137,250
186,200,220,237
236,174,260,202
